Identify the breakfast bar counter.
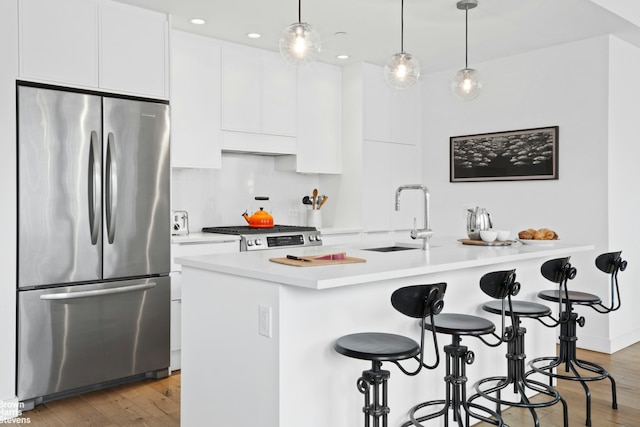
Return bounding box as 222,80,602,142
178,237,593,427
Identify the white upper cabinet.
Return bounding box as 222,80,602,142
220,42,297,154
18,0,168,99
221,42,297,137
98,1,168,98
19,0,99,88
293,62,342,174
362,62,421,145
170,30,222,169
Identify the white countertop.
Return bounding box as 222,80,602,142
176,236,594,290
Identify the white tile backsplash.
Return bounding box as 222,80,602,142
171,153,320,231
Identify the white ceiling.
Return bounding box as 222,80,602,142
115,0,640,72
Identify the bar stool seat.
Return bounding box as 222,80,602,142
334,332,420,362
482,300,551,318
422,313,495,336
538,289,601,305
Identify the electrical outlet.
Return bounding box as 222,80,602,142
259,305,272,338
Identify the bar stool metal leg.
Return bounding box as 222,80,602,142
357,361,390,427
403,334,503,427
528,310,617,427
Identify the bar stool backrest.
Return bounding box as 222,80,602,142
595,251,626,274
480,269,520,299
390,283,447,374
391,283,447,318
541,257,576,284
594,251,627,313
480,269,520,343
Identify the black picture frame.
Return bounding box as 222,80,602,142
450,126,559,182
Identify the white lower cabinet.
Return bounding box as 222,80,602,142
362,140,422,232
170,239,239,371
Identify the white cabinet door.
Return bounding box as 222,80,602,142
295,62,342,174
19,0,99,88
390,143,422,230
391,86,421,145
362,62,420,146
362,140,392,231
99,1,168,98
171,31,221,168
363,140,421,231
262,52,297,137
19,0,168,98
221,42,297,136
221,43,262,133
362,63,392,143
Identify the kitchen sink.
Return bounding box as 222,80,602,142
363,245,421,252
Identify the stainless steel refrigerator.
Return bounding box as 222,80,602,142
17,83,171,408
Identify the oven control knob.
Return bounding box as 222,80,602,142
255,238,263,246
309,235,315,242
247,240,254,246
315,234,322,241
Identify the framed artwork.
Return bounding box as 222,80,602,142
450,126,559,182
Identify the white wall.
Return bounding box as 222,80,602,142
0,0,18,416
421,35,639,353
607,36,640,352
171,153,321,232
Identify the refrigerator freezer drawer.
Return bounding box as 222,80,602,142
17,276,170,401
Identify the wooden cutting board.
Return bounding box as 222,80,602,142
458,239,514,246
269,256,367,267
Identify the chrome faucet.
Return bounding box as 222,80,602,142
395,184,433,250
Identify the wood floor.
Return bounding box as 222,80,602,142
15,341,640,426
16,372,180,426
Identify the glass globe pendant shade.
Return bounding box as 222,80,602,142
384,52,420,90
279,22,321,65
451,67,482,100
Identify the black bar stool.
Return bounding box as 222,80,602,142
401,272,515,427
333,283,446,427
528,252,627,426
469,269,569,427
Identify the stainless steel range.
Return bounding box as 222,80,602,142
202,225,322,251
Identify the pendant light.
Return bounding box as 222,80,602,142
384,0,420,90
451,0,482,100
279,0,321,65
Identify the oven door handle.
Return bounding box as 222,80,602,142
39,282,156,300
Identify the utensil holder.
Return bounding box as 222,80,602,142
307,210,322,229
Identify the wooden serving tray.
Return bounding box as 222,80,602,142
458,239,514,247
269,256,367,267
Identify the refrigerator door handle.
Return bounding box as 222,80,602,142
105,132,118,244
88,130,101,245
39,282,157,300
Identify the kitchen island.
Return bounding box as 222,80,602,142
177,237,593,427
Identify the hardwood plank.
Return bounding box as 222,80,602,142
474,342,640,427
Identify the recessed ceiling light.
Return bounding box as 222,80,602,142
190,18,206,25
336,54,350,60
247,33,261,39
335,31,347,37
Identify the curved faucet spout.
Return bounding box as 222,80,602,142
395,184,432,250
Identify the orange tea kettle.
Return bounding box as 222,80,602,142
242,197,274,228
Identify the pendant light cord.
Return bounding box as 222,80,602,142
298,0,302,23
400,0,405,53
465,8,469,68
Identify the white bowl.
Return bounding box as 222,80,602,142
495,230,510,241
480,230,498,242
